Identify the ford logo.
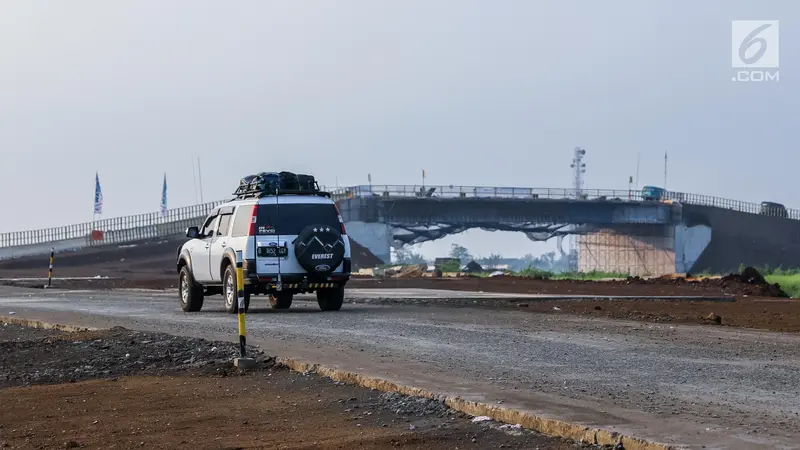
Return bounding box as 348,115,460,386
315,264,330,272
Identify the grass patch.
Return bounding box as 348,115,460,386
515,268,629,280
764,274,800,298
440,261,461,273
553,271,631,280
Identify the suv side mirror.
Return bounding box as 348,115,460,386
186,226,200,239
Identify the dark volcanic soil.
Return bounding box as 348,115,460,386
0,324,272,387
0,322,594,450
349,272,787,298
349,294,800,332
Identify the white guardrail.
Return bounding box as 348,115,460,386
0,185,795,250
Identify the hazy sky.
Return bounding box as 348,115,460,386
1,1,797,257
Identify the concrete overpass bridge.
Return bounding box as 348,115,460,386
333,185,800,275
1,184,799,276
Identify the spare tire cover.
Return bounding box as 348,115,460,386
294,224,346,275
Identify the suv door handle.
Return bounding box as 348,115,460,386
204,243,210,249
221,241,227,246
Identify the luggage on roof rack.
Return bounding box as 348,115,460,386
279,171,300,191
297,173,319,191
236,175,257,192
233,171,328,199
250,172,281,192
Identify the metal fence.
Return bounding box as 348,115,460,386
0,200,225,248
663,191,796,217
1,185,797,249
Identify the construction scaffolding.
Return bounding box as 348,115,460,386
576,224,675,276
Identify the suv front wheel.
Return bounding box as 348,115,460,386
316,285,345,311
223,264,250,314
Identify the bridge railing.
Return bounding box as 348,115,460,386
1,184,798,249
0,200,225,248
332,185,800,219
330,185,646,201
662,191,800,219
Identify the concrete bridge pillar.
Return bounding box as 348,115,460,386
345,221,392,264
673,224,712,274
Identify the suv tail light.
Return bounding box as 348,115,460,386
333,203,346,235
247,204,259,236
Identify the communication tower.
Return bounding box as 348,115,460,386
570,147,586,198
568,147,586,271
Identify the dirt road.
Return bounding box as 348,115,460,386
7,276,800,332
0,323,579,450
2,236,798,333
1,286,798,449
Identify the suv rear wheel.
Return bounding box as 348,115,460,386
316,285,345,311
269,292,293,310
223,264,250,314
179,265,204,312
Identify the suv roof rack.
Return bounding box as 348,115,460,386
232,186,332,200
232,180,331,200
232,171,332,200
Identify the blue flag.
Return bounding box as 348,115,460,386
93,172,103,214
160,173,167,217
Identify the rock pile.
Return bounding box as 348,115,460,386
377,392,452,418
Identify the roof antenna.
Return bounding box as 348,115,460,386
275,181,282,293
197,157,205,203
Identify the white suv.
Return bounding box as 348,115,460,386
176,172,351,313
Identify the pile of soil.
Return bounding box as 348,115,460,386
639,266,788,297
348,272,788,299
472,266,788,298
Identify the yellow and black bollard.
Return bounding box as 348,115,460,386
46,247,54,289
236,251,247,357
233,251,256,370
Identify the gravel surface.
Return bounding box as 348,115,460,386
0,325,272,388
0,322,64,342
377,391,452,418
1,287,799,448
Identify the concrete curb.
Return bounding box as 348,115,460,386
2,315,680,450
0,277,122,281
276,358,680,450
0,316,98,332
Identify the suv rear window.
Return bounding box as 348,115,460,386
256,203,340,235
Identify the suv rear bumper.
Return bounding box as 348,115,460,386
243,257,351,294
